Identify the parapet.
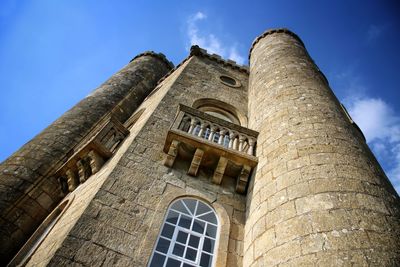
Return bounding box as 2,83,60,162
130,51,174,70
249,28,305,60
190,45,249,74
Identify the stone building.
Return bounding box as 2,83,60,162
1,28,399,266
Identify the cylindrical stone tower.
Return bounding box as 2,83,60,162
0,52,173,262
244,29,400,266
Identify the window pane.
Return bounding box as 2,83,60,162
166,257,181,267
161,224,174,239
178,214,192,229
171,200,190,215
183,199,197,215
150,252,166,267
156,237,170,253
192,219,205,234
198,212,217,225
206,224,217,238
185,247,197,261
172,243,185,257
150,199,218,267
203,238,214,253
200,253,212,267
177,231,188,244
195,202,211,216
166,210,179,224
188,235,200,248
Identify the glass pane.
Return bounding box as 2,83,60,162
203,238,214,253
206,224,217,238
166,257,181,267
188,235,200,248
178,214,192,229
183,263,196,267
185,247,197,261
155,237,170,253
195,202,211,216
172,243,185,257
150,252,166,267
177,231,188,244
204,128,210,139
198,212,217,225
166,210,179,224
171,200,190,215
213,133,220,143
200,253,212,267
183,199,197,215
161,224,174,239
192,219,205,234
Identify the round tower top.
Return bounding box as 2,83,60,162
130,51,174,70
249,28,305,61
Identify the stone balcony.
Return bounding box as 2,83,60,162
163,104,258,194
55,115,129,194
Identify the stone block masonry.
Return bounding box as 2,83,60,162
0,52,172,263
1,27,399,267
244,29,400,266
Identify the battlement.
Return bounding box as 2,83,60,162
130,51,175,69
249,28,305,60
190,45,249,73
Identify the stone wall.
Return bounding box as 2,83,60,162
244,29,400,266
27,55,249,266
0,52,172,263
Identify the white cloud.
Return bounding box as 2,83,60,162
345,95,400,194
346,97,400,142
186,12,245,65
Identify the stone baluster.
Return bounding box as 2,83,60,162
179,116,190,131
248,138,256,156
88,150,104,174
238,135,246,152
228,132,236,148
208,125,217,141
218,129,227,145
66,169,79,192
188,117,198,134
198,121,208,138
233,136,239,150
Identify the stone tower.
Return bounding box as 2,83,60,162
1,29,399,267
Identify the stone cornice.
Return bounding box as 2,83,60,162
249,28,305,60
130,51,174,70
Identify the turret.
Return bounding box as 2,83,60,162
0,52,173,262
244,29,400,266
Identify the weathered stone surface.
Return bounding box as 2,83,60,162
0,53,172,262
244,29,400,266
3,28,400,267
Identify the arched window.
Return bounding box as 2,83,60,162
149,198,219,267
192,98,247,126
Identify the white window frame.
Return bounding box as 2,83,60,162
148,198,219,267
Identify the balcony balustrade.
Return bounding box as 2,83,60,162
163,104,258,194
55,115,129,194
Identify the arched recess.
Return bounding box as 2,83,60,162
8,194,75,266
192,98,248,127
138,188,230,267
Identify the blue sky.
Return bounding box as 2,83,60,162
0,0,399,192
